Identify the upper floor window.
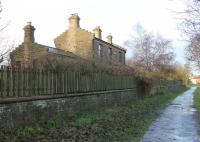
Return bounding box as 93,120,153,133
108,47,112,56
98,44,103,57
119,52,122,63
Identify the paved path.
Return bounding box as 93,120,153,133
141,87,200,142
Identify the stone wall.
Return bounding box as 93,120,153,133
0,80,182,131
150,80,182,95
0,89,136,130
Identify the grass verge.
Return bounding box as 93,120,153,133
1,87,187,142
194,87,200,114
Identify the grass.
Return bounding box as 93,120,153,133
0,87,187,142
194,87,200,112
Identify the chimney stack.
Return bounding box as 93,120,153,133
68,13,80,29
107,33,112,44
23,22,35,43
93,26,102,39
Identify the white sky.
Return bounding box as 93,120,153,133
1,0,186,63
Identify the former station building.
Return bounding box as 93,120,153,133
10,14,131,73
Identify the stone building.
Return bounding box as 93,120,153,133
190,75,200,84
10,14,128,71
54,14,126,65
10,22,86,70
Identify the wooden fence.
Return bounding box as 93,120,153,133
0,67,136,98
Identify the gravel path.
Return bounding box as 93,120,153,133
141,87,200,142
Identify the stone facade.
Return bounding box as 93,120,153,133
54,22,94,61
10,14,127,69
93,38,126,65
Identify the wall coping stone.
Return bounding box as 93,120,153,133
0,89,136,104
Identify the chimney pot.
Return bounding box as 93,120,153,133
23,22,35,43
107,33,112,44
68,13,80,29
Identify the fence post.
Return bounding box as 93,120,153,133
0,68,137,98
50,70,53,95
0,66,2,97
17,68,20,97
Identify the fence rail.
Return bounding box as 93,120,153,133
0,67,136,98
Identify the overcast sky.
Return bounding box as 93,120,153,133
1,0,186,63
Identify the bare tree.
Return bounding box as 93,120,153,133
185,35,200,68
125,24,175,78
0,1,14,65
179,0,200,70
180,0,200,37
